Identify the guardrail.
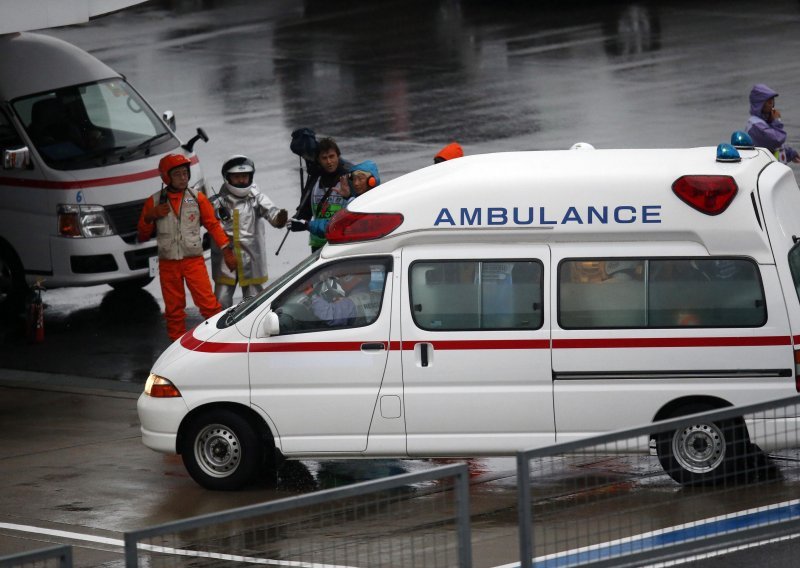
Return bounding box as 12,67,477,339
0,545,72,568
517,395,800,568
124,462,472,567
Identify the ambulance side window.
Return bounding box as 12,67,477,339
558,258,766,329
271,257,391,334
410,260,543,331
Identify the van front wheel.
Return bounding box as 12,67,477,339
181,409,264,490
655,404,747,486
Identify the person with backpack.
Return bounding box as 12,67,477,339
289,160,381,239
290,137,352,251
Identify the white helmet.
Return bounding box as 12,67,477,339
318,277,345,302
570,142,595,150
221,154,255,197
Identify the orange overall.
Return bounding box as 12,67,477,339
138,189,229,341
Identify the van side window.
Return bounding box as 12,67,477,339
410,260,543,331
559,258,766,329
271,257,391,334
0,110,23,153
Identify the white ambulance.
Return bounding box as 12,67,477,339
0,32,210,313
138,141,800,490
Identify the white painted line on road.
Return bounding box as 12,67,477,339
495,498,800,568
0,522,360,567
0,523,122,547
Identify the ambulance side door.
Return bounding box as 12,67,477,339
248,256,393,454
400,244,554,455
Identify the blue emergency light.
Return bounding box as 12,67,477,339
730,130,755,150
716,143,741,163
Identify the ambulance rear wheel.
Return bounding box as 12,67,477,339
0,244,27,317
181,409,264,491
655,403,747,486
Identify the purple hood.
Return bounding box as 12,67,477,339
749,83,779,117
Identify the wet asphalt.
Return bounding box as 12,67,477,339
2,1,800,566
5,0,800,380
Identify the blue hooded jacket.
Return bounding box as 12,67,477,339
746,83,798,162
308,160,381,238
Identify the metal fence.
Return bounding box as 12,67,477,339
0,545,72,568
124,462,472,567
517,395,800,568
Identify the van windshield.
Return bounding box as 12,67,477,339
216,250,322,329
13,79,178,170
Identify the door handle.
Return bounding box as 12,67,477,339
361,342,386,352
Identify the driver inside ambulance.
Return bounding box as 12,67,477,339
309,264,379,327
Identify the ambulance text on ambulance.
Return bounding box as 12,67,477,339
433,205,663,226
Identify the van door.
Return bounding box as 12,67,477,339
400,244,554,455
551,242,795,443
757,163,800,350
248,256,393,454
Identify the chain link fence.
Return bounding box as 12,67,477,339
517,395,800,568
0,545,72,568
125,462,472,567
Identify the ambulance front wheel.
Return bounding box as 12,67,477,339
655,403,747,486
181,408,268,491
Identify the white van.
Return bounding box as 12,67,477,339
138,142,800,490
0,32,210,312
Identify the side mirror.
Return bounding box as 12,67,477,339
257,311,280,338
162,110,176,131
182,127,209,152
3,147,31,170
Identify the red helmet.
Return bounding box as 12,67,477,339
158,154,191,184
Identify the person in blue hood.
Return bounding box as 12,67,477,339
289,160,381,239
746,83,799,163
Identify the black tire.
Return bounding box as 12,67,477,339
656,403,748,486
0,244,27,317
181,409,265,491
109,275,154,291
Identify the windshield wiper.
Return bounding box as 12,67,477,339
122,131,173,160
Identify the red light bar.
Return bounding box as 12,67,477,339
672,175,738,216
326,210,404,244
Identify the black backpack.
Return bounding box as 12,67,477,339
290,128,319,162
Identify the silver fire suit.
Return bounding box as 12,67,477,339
211,183,284,308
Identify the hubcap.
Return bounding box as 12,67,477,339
195,423,241,478
672,422,725,474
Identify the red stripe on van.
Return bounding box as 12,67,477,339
180,331,789,354
414,339,550,350
0,155,199,190
553,336,791,349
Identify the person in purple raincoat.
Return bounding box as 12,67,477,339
745,83,800,164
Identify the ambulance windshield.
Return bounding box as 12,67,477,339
217,250,322,329
13,79,178,170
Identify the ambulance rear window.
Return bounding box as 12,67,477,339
410,260,543,331
788,243,800,305
559,258,766,329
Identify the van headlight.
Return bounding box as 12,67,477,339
57,204,114,237
144,373,182,398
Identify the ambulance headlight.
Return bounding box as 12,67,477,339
58,204,114,238
144,374,182,398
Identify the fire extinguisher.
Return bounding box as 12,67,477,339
27,281,45,344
